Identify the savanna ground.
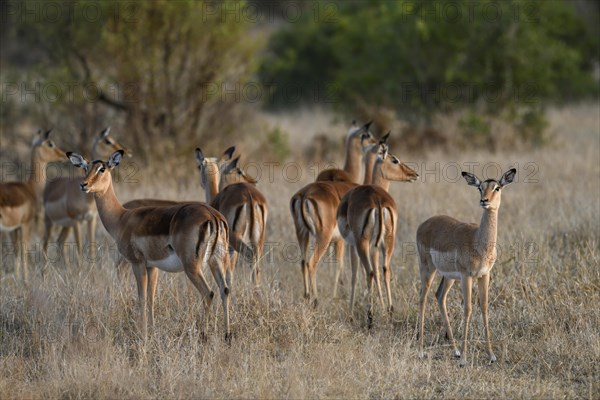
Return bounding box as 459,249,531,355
0,104,599,399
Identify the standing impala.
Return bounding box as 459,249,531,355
417,168,516,367
0,129,66,279
290,130,380,305
337,143,418,325
316,121,375,183
67,150,231,340
43,127,129,263
196,147,268,285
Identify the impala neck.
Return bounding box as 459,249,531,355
203,173,220,204
343,137,362,183
476,208,498,257
93,179,125,240
27,150,50,199
371,166,390,192
363,151,377,185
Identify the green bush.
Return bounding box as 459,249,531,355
260,0,599,135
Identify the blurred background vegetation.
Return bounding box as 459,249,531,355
1,0,598,161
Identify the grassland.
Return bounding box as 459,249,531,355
1,104,599,399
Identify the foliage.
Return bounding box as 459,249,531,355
8,0,261,158
260,0,599,144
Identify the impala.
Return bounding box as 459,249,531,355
337,142,418,325
113,147,237,278
290,130,381,305
43,127,128,263
196,147,268,285
0,129,66,279
316,121,375,183
67,150,231,340
417,168,516,367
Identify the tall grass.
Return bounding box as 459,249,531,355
1,104,598,399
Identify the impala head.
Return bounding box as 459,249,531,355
92,127,131,158
67,150,124,194
195,146,235,190
32,129,66,161
462,168,516,210
374,143,419,182
348,120,376,151
220,155,257,187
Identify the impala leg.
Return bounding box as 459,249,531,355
227,247,236,296
42,214,52,257
147,267,159,333
307,235,332,307
382,242,394,316
255,217,266,285
356,239,374,327
208,254,231,341
87,214,97,261
435,277,459,358
184,266,214,339
252,245,261,286
371,248,384,309
9,229,19,277
349,246,359,318
478,274,496,363
132,263,148,339
460,276,473,367
56,227,70,266
20,224,30,280
418,268,436,358
298,232,311,301
73,222,83,265
332,239,344,299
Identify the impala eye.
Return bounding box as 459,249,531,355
105,139,113,145
48,141,54,148
99,167,106,173
495,187,501,192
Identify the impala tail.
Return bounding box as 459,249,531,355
290,194,318,236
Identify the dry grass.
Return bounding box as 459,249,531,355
1,104,599,399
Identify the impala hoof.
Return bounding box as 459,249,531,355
489,354,497,364
453,350,461,358
459,358,467,368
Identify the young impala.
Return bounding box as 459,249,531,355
337,142,418,325
417,168,516,367
67,150,232,340
196,147,268,285
43,127,129,263
0,129,65,279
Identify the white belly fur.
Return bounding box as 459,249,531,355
149,252,184,273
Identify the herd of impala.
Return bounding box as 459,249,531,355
0,123,516,366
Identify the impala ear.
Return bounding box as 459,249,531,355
195,147,205,166
67,152,88,169
499,168,517,187
221,146,235,162
364,120,373,131
107,150,124,168
99,127,111,139
222,156,241,174
462,171,481,187
380,131,390,144
43,129,52,140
